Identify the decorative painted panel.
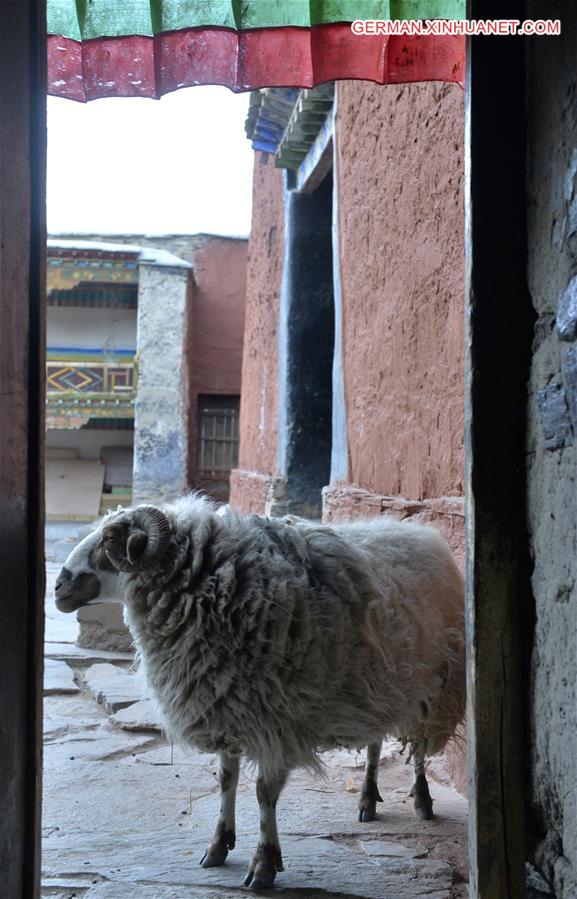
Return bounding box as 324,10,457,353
46,360,135,394
46,348,137,426
47,254,139,291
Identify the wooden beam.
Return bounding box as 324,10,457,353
0,1,46,897
465,3,530,897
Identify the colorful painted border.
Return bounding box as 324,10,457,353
48,26,465,101
47,1,466,40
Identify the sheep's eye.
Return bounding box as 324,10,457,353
104,533,117,544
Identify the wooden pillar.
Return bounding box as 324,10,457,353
0,1,46,897
465,2,529,897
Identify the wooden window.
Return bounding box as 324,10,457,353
197,395,240,476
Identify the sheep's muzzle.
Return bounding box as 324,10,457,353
54,566,101,613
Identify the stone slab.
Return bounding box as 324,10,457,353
45,642,134,666
82,886,277,899
83,662,144,712
43,719,159,766
43,752,465,897
43,755,220,839
360,838,428,859
43,829,452,898
77,602,134,653
42,875,100,890
111,698,162,732
43,659,79,695
44,694,109,724
42,686,467,899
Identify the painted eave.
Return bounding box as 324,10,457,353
47,238,192,269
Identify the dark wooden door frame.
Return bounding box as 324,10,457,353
465,2,530,896
0,1,46,896
0,3,533,897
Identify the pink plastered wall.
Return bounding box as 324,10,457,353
229,156,285,511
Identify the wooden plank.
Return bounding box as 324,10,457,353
0,1,46,897
465,3,529,897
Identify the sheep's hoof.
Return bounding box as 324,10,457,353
414,801,434,820
243,843,283,890
358,784,383,822
358,805,377,823
200,845,228,867
411,774,434,820
200,828,235,867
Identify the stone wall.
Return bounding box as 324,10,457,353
526,6,577,894
132,262,192,505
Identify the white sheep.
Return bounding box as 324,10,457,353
55,496,465,890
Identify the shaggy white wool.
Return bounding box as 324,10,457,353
112,496,466,779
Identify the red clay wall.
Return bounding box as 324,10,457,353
231,83,465,549
325,80,465,564
189,236,247,397
229,156,285,513
187,236,247,498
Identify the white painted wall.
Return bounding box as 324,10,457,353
47,307,137,351
46,427,134,460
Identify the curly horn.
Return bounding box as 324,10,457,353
131,506,171,567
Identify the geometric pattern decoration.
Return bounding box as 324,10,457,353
46,361,135,395
46,353,137,427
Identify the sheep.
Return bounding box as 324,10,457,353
55,495,465,890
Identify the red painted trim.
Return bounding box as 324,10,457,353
47,25,465,101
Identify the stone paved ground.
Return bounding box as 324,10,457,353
42,562,469,899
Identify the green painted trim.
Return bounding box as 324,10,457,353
47,0,466,40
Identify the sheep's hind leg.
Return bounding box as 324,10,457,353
358,741,383,822
244,764,288,891
200,753,240,867
409,740,433,820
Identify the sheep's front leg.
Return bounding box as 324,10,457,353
200,753,240,867
243,765,288,891
358,740,383,822
409,740,433,820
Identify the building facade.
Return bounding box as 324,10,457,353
46,239,195,520
231,81,465,564
58,233,247,502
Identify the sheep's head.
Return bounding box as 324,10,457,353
54,505,171,613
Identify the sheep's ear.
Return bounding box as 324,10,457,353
126,530,148,565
